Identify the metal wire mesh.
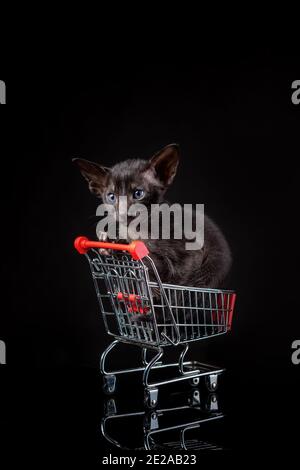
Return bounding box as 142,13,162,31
86,249,235,347
150,282,233,344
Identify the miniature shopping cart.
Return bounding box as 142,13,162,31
74,237,236,408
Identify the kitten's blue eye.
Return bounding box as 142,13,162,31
107,192,116,203
133,188,145,200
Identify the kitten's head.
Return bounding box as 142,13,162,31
73,144,180,212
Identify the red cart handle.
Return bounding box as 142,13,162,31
74,236,149,260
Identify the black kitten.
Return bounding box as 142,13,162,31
73,144,231,289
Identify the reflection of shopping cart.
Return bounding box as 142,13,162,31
75,237,236,407
102,389,224,451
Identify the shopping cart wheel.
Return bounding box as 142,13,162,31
144,388,158,409
205,374,219,392
103,374,116,394
189,377,200,386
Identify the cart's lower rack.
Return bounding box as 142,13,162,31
101,339,224,408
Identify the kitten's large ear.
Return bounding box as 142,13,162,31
72,158,110,196
149,144,180,187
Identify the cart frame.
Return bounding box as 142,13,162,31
74,236,236,407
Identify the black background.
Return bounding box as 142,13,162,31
1,51,300,462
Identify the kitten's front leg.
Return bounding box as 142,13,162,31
96,230,111,256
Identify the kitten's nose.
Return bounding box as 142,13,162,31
116,195,128,222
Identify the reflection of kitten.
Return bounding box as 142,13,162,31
73,144,232,288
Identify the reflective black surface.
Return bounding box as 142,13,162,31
1,361,299,463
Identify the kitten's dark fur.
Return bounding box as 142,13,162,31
73,144,231,289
